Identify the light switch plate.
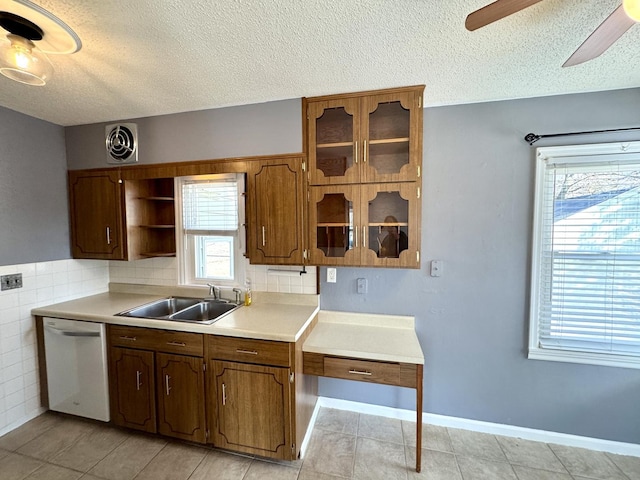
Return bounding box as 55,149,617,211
430,260,443,277
327,268,337,283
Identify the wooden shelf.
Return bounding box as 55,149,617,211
140,196,174,201
368,137,409,145
316,142,354,149
317,223,351,228
139,224,175,229
140,251,176,257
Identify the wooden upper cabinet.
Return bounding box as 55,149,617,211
246,155,305,265
309,182,421,268
69,167,176,261
69,169,125,260
305,86,424,185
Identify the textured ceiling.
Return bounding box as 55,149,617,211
0,0,638,126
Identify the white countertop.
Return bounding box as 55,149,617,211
32,285,319,343
303,310,424,364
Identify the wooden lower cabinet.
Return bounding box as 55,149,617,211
156,353,206,443
211,360,292,459
109,347,156,433
108,326,206,443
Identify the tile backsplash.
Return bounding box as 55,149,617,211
0,256,315,436
0,259,109,436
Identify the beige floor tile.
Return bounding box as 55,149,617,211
189,449,252,480
16,417,95,461
25,463,84,480
302,429,356,478
0,451,44,480
79,475,107,480
243,459,300,480
606,452,640,480
0,412,62,451
49,425,129,472
87,433,167,480
298,468,351,479
0,447,9,460
511,465,573,480
133,442,207,480
550,444,628,480
402,422,453,452
353,437,408,480
405,447,462,480
457,455,518,480
448,428,508,462
496,436,567,473
314,408,359,435
358,413,404,444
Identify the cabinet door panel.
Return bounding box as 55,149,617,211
156,353,206,443
69,170,125,259
211,361,292,459
361,91,421,183
109,347,156,433
308,98,360,185
247,158,304,265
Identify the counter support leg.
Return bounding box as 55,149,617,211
416,364,423,472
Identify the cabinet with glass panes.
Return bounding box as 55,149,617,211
304,86,424,185
304,86,424,268
308,183,420,268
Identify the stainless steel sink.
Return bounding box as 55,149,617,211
116,297,242,324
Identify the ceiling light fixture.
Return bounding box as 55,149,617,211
623,0,640,22
0,12,51,86
0,0,81,86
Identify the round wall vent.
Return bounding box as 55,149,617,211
105,123,138,164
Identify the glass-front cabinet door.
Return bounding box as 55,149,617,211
308,185,360,266
309,183,420,267
361,91,422,183
307,98,360,185
360,183,421,268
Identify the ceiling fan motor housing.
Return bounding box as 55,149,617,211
105,123,138,164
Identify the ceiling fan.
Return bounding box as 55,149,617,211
465,0,639,67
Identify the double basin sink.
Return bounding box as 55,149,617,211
117,296,242,325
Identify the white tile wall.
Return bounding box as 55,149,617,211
110,258,317,294
0,256,314,436
0,259,109,435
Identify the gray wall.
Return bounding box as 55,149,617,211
65,100,302,169
64,88,640,444
0,106,69,266
320,88,640,444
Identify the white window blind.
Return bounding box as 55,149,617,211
530,143,640,368
182,179,238,233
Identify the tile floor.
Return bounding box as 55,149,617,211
0,407,638,480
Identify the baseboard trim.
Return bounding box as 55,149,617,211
317,397,640,457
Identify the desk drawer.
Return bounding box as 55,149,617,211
109,325,204,356
207,336,292,367
323,357,400,386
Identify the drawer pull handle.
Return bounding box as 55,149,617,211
167,341,186,347
236,349,258,355
222,383,227,406
119,336,137,341
348,369,372,376
136,370,142,390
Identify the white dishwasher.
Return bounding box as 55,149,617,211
43,317,110,422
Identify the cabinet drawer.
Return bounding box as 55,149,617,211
323,357,400,386
207,336,291,367
109,325,204,356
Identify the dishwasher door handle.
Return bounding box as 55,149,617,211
44,325,101,337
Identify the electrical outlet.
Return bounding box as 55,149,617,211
327,268,337,283
1,273,23,291
356,278,367,294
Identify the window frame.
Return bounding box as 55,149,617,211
528,141,640,370
175,174,245,288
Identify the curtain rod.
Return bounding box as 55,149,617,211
524,127,640,146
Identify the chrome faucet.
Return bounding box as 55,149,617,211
232,288,242,304
206,283,219,300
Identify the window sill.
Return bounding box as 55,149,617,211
528,347,640,370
